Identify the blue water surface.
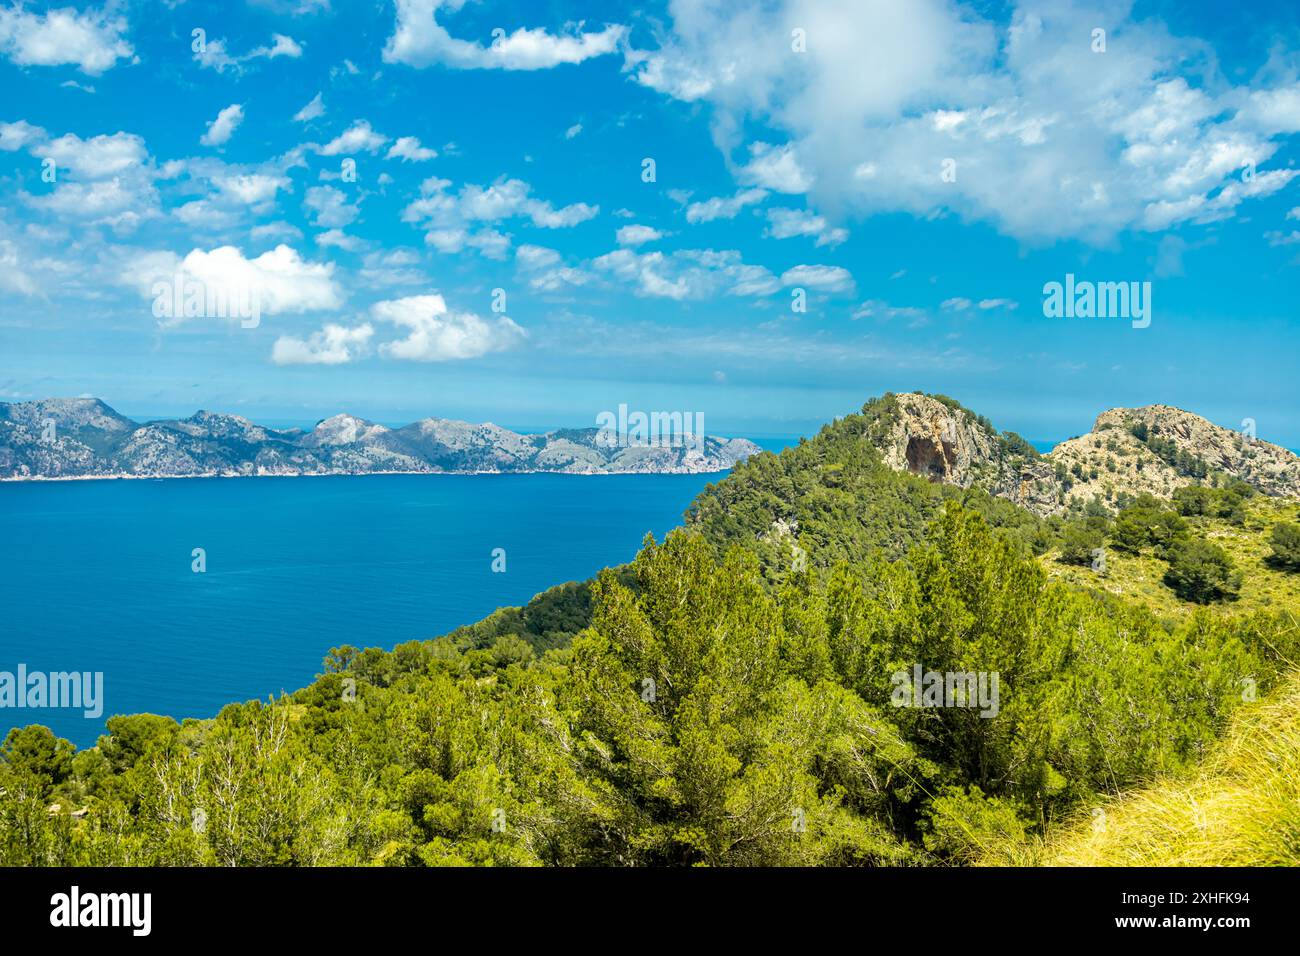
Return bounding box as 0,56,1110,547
0,471,739,746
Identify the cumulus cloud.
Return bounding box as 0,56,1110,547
402,175,598,257
40,130,146,177
0,4,134,74
684,187,767,223
213,172,290,206
319,120,388,155
200,104,245,147
304,185,359,228
123,245,343,326
194,32,304,73
372,294,526,361
20,130,159,230
384,0,625,70
739,142,813,194
0,119,46,151
628,0,1300,245
386,136,438,161
616,224,666,246
273,322,373,365
764,208,848,247
594,247,779,299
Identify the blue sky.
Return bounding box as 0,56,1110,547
0,0,1298,444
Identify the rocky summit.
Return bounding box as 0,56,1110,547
861,392,1300,517
0,398,761,479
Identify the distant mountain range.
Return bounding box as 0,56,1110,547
0,399,762,480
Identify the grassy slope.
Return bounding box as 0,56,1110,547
1042,496,1300,619
999,667,1300,866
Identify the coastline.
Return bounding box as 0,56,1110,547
0,465,739,483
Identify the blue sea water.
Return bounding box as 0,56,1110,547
0,471,738,747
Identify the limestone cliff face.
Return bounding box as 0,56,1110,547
868,393,1300,517
872,392,1063,515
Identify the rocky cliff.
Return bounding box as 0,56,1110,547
862,392,1300,517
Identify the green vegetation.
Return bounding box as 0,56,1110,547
1267,521,1300,571
3,394,1298,867
1130,421,1212,479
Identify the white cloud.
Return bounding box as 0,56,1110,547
40,131,146,177
195,33,304,73
214,172,290,206
516,244,561,269
201,104,245,147
628,0,1300,245
0,120,46,152
273,323,373,365
304,185,359,228
320,120,388,155
764,208,847,247
372,294,527,361
403,176,597,257
19,130,159,230
594,247,779,299
740,142,813,194
316,228,362,250
294,93,325,123
386,136,438,162
123,245,343,325
684,187,767,223
31,177,157,230
616,224,666,246
565,122,583,139
250,34,303,60
0,4,133,74
0,237,38,296
384,0,625,70
780,264,854,292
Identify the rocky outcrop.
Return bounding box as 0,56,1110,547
870,392,1064,514
0,398,761,479
865,392,1300,517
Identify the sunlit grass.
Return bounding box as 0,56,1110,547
1042,497,1300,618
997,668,1300,866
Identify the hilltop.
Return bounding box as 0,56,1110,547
0,398,760,479
855,392,1300,516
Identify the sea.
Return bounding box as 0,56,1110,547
0,468,758,747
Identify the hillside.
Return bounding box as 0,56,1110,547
0,398,760,479
1045,495,1300,618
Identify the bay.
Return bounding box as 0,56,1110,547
0,471,732,746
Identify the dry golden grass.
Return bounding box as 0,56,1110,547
997,669,1300,866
